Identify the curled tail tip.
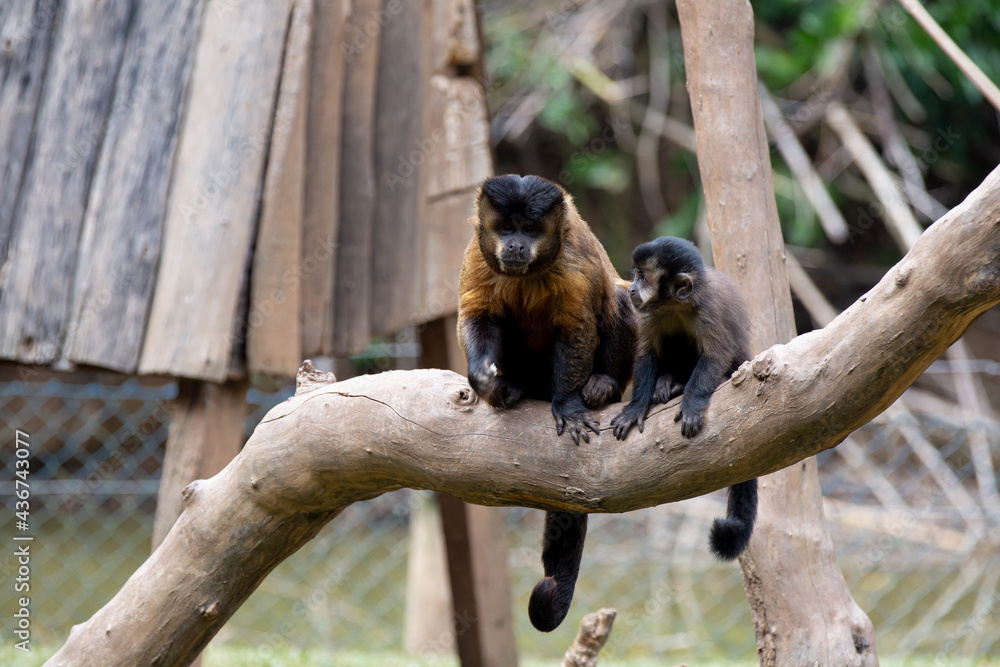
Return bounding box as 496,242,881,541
709,517,752,561
528,576,567,632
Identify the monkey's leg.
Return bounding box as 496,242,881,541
652,374,684,404
460,314,523,408
551,327,599,444
611,351,657,440
583,288,637,408
529,512,588,632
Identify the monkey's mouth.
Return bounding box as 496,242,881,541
499,259,530,274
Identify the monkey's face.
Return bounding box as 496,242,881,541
629,236,702,311
476,175,565,276
487,213,557,275
628,262,694,311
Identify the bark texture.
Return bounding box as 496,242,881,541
44,166,1000,666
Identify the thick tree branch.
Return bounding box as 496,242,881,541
46,165,1000,666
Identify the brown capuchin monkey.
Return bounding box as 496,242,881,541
611,236,757,561
457,174,636,632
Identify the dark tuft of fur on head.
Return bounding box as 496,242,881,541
481,174,564,221
632,236,705,275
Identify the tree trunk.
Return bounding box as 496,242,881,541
676,0,879,663
43,167,1000,665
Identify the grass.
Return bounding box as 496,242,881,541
5,644,996,666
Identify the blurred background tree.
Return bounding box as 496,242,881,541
482,0,1000,316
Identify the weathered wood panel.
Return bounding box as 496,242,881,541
139,0,293,382
419,76,489,324
425,75,492,200
431,0,479,74
370,0,428,337
422,188,475,322
332,0,382,355
247,0,312,377
0,0,132,364
300,0,347,358
65,0,205,373
0,0,59,267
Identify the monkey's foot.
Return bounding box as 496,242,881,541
610,402,648,440
581,374,621,408
652,375,684,404
552,397,600,445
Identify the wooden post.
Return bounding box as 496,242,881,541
675,0,878,664
151,378,249,666
152,379,250,550
420,317,518,667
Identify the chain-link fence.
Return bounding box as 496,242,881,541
2,372,998,662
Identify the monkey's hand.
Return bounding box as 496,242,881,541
611,402,648,440
652,375,684,404
552,396,600,445
674,395,706,438
468,362,524,409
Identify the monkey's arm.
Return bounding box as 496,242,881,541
611,350,657,440
551,323,600,444
459,313,524,409
675,353,734,437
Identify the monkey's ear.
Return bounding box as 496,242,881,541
675,273,694,300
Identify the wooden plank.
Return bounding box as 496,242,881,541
370,0,427,337
332,0,382,355
0,0,133,364
465,504,517,667
152,378,248,548
422,323,517,667
425,76,492,200
64,0,205,373
418,314,464,372
299,0,347,358
247,0,312,377
422,188,476,322
139,0,293,382
0,0,59,267
403,493,455,655
430,0,480,74
437,493,486,667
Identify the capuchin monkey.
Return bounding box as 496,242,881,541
611,236,757,561
457,174,636,632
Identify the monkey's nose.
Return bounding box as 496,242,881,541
628,285,636,294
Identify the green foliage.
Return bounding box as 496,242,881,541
655,189,701,239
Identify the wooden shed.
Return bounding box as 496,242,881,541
0,0,490,379
0,0,510,663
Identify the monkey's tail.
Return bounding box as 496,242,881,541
709,479,757,561
528,512,587,632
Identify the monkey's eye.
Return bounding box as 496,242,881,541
522,223,538,235
498,223,515,234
